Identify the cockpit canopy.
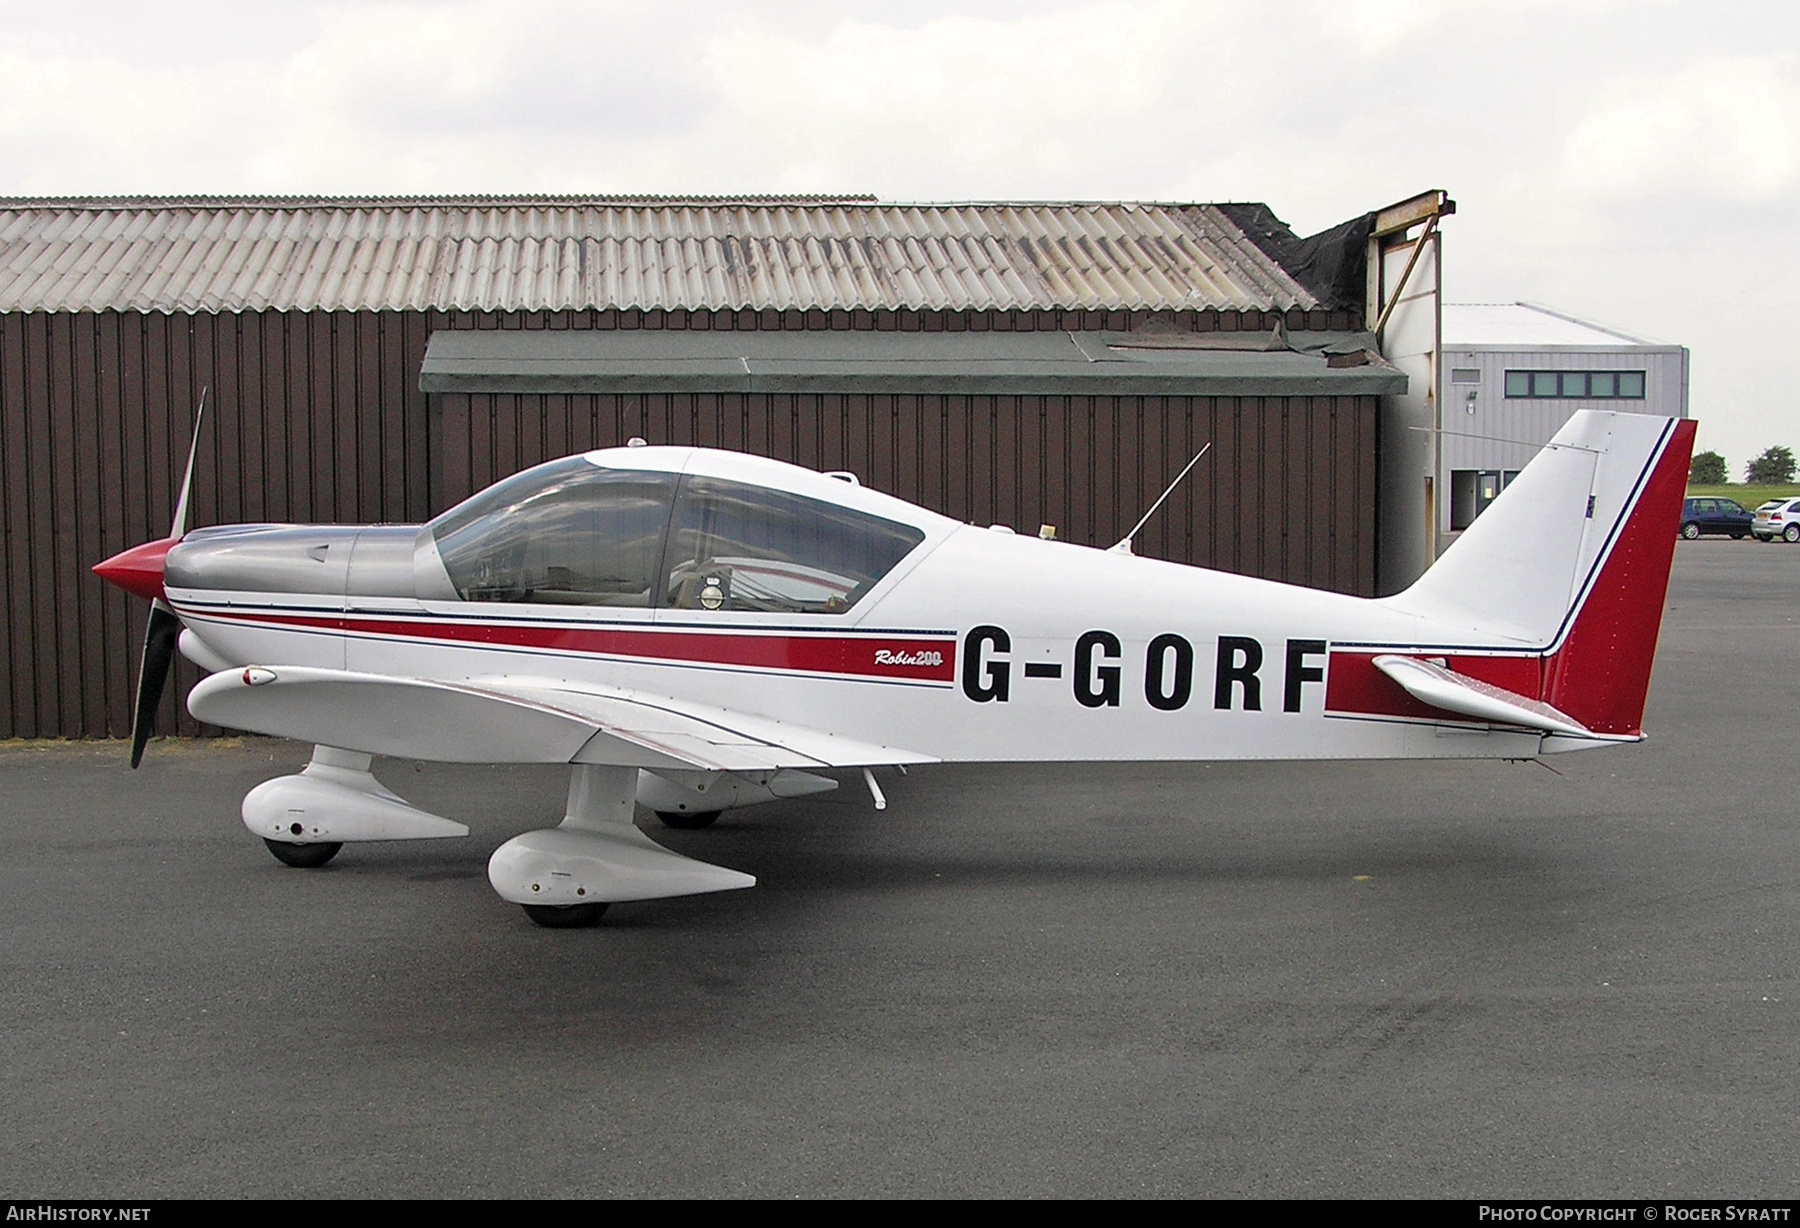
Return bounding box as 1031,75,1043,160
427,456,927,614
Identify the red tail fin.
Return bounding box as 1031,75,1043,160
1543,418,1695,736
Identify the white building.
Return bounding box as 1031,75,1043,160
1438,302,1688,541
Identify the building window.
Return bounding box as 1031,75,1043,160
1449,469,1521,531
1503,370,1646,399
1450,368,1481,384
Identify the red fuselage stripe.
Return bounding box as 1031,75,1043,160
196,609,959,682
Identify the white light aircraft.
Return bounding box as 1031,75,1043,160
93,409,1695,927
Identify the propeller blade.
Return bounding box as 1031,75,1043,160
129,600,182,769
169,387,206,541
114,387,206,767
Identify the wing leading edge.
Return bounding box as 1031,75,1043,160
187,666,939,771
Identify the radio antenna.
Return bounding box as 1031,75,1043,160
1110,442,1211,554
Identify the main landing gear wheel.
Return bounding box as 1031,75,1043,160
263,839,343,868
1681,522,1701,539
656,810,722,830
521,902,610,928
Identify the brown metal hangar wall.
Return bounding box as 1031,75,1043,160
0,303,1372,741
435,387,1378,596
0,308,432,741
429,304,1377,598
428,302,1360,511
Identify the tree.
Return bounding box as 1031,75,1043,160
1689,451,1727,484
1746,445,1797,484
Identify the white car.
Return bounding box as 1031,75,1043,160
1752,497,1800,542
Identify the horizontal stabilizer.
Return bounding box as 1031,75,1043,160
1371,654,1620,740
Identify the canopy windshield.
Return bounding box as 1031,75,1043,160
430,459,677,606
428,458,925,614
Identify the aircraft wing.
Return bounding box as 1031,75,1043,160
187,665,938,771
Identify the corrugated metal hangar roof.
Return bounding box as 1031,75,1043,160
420,326,1404,397
0,195,1319,315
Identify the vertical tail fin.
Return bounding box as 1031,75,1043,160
1391,411,1695,737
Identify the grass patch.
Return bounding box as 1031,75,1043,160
1686,483,1800,509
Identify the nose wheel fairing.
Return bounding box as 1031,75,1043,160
241,746,469,846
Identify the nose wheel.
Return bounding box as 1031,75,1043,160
263,838,343,868
655,809,722,829
521,902,611,928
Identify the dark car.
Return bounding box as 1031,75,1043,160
1679,497,1754,539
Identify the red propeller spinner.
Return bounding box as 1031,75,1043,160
92,536,177,602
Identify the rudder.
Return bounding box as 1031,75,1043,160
1542,416,1694,735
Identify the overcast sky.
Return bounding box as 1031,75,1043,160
3,0,1794,471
